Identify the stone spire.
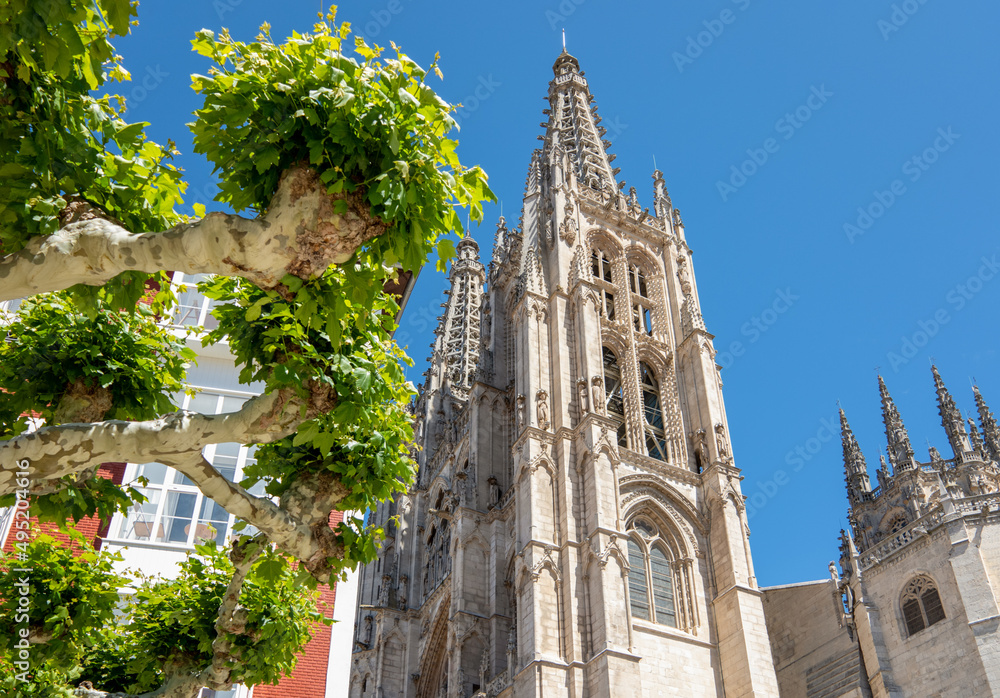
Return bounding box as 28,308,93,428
974,385,1000,461
439,237,485,400
652,169,672,221
932,365,972,459
841,408,871,503
878,375,916,471
543,50,619,191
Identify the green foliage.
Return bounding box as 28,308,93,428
81,541,321,692
0,2,495,693
0,292,194,438
202,271,417,578
0,535,319,694
189,13,494,274
0,0,188,310
0,530,127,694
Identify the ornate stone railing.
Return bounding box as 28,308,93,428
954,493,1000,514
485,670,510,697
859,506,944,571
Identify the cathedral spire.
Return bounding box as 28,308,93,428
438,237,485,400
652,169,672,221
932,365,972,459
878,375,917,471
974,385,1000,461
841,408,871,503
543,50,618,191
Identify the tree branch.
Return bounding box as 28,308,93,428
0,386,318,495
0,165,387,301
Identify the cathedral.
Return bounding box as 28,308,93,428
348,50,1000,697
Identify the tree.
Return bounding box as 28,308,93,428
0,1,493,696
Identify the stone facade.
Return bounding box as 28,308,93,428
349,49,1000,698
762,370,1000,698
349,49,780,698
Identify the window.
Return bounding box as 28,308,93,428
591,250,613,283
626,520,677,628
172,273,220,330
627,539,650,620
886,512,908,534
628,264,648,297
640,363,668,462
114,390,263,548
600,290,615,320
603,347,627,447
901,575,945,636
633,303,653,335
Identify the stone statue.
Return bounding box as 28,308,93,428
692,429,709,472
677,256,692,295
592,376,604,416
398,575,408,610
488,476,502,509
715,423,731,461
578,378,589,414
536,390,550,430
363,615,373,646
516,395,526,431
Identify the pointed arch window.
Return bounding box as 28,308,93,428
626,520,677,628
901,575,946,637
602,347,627,448
591,250,613,283
640,363,668,462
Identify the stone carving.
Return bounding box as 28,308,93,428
559,196,578,245
691,429,709,472
571,378,586,415
715,423,731,461
398,575,408,610
488,476,502,509
677,256,692,295
516,394,526,431
536,390,550,430
592,376,604,415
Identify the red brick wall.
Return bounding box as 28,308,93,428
2,462,126,553
254,510,345,697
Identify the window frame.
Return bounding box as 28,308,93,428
602,347,628,448
639,363,669,462
900,575,946,637
170,272,220,330
107,386,262,551
625,519,678,628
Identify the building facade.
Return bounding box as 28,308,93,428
349,50,782,698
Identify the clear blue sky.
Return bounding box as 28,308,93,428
114,0,1000,586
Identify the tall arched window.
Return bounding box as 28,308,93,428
591,250,613,283
640,363,668,462
603,347,627,447
901,575,946,636
626,519,677,628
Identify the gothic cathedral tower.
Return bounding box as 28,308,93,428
350,50,781,698
835,370,1000,697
